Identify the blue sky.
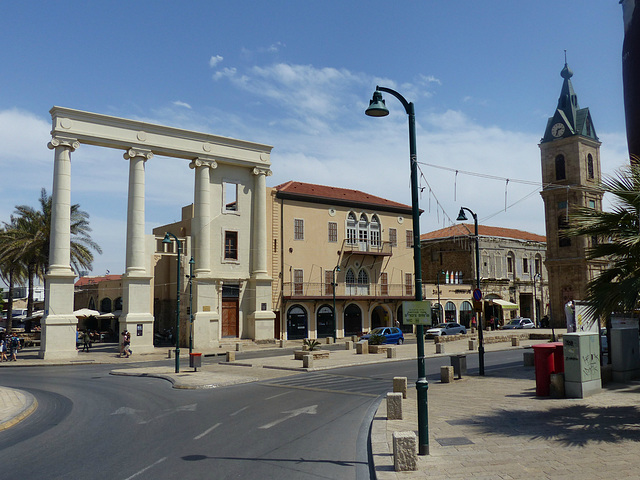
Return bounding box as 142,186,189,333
0,1,630,278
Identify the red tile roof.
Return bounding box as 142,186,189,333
420,223,546,242
75,275,123,287
273,181,412,210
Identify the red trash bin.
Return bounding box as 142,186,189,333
532,343,556,396
550,341,564,373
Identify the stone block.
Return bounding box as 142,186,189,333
226,351,235,362
550,373,565,398
523,350,535,367
435,343,445,354
440,365,454,383
387,346,397,358
468,339,477,350
351,335,359,343
356,340,369,355
279,339,286,348
393,377,407,398
302,354,313,369
393,431,417,472
511,337,520,346
325,337,334,344
235,343,243,352
386,392,403,420
345,340,353,350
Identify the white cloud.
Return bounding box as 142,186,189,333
212,67,237,80
173,100,192,109
209,55,224,68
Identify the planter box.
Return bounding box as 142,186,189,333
294,350,330,360
368,345,388,354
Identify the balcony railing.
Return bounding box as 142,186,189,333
342,240,393,256
282,282,414,299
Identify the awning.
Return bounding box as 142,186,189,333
489,299,518,310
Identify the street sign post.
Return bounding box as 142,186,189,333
403,300,432,325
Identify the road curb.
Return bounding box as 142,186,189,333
0,390,38,432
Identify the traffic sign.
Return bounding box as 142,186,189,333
473,288,482,301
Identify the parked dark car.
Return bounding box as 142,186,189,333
361,327,404,345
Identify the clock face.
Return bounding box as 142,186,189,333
551,122,565,137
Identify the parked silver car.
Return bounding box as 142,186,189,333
502,317,535,329
426,322,467,337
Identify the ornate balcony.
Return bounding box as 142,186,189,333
341,240,393,257
282,282,414,301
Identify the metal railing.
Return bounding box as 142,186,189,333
341,240,393,256
283,282,414,298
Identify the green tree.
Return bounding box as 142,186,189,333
0,222,28,334
567,163,640,318
0,188,102,318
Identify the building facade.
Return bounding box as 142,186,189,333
539,63,607,326
421,224,549,328
268,181,417,339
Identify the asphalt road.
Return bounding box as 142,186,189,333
0,349,523,479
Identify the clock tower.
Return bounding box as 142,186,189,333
539,62,605,327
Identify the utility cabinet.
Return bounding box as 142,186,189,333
611,326,640,382
563,332,601,398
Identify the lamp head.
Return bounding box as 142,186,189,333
456,208,468,222
189,257,195,265
365,90,389,117
162,233,171,244
335,266,341,272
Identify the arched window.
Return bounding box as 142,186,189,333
100,297,112,313
346,212,357,245
445,301,457,322
555,154,566,180
558,215,571,247
587,154,594,179
357,269,370,295
459,301,473,328
370,215,380,248
346,268,357,295
114,297,123,311
358,214,368,249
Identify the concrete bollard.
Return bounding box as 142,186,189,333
279,339,286,348
351,335,359,343
386,392,403,420
303,354,314,368
226,351,235,362
393,431,417,472
550,373,565,398
468,339,478,350
235,343,243,352
356,340,369,355
345,340,353,350
325,337,334,344
167,349,173,359
511,337,520,346
387,346,397,358
393,377,408,398
523,350,535,367
436,343,446,354
440,365,454,383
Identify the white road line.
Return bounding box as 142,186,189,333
230,406,249,416
123,457,167,480
194,422,222,440
265,391,290,400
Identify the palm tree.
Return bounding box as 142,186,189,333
567,163,640,318
0,222,28,334
0,188,102,317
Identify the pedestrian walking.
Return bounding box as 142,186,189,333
0,335,7,361
9,334,20,361
81,330,91,352
121,330,132,358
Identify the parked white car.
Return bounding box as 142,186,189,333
502,318,535,329
426,322,467,337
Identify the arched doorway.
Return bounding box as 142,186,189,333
371,305,388,329
460,301,473,328
317,304,335,338
287,305,308,340
344,304,362,336
445,301,457,322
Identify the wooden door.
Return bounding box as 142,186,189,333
222,299,239,337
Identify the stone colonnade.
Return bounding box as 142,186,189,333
40,107,274,359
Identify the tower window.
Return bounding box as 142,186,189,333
587,154,594,179
555,155,566,180
558,215,571,247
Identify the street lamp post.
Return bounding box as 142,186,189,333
456,207,485,376
332,265,341,338
162,232,181,373
533,273,541,328
188,257,195,354
366,86,429,455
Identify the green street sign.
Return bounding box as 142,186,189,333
403,300,432,325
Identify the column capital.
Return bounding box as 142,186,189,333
189,158,218,170
48,136,80,151
252,167,272,177
124,148,153,161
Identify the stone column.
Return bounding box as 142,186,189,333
40,136,80,360
247,167,275,340
189,158,218,351
120,148,155,353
